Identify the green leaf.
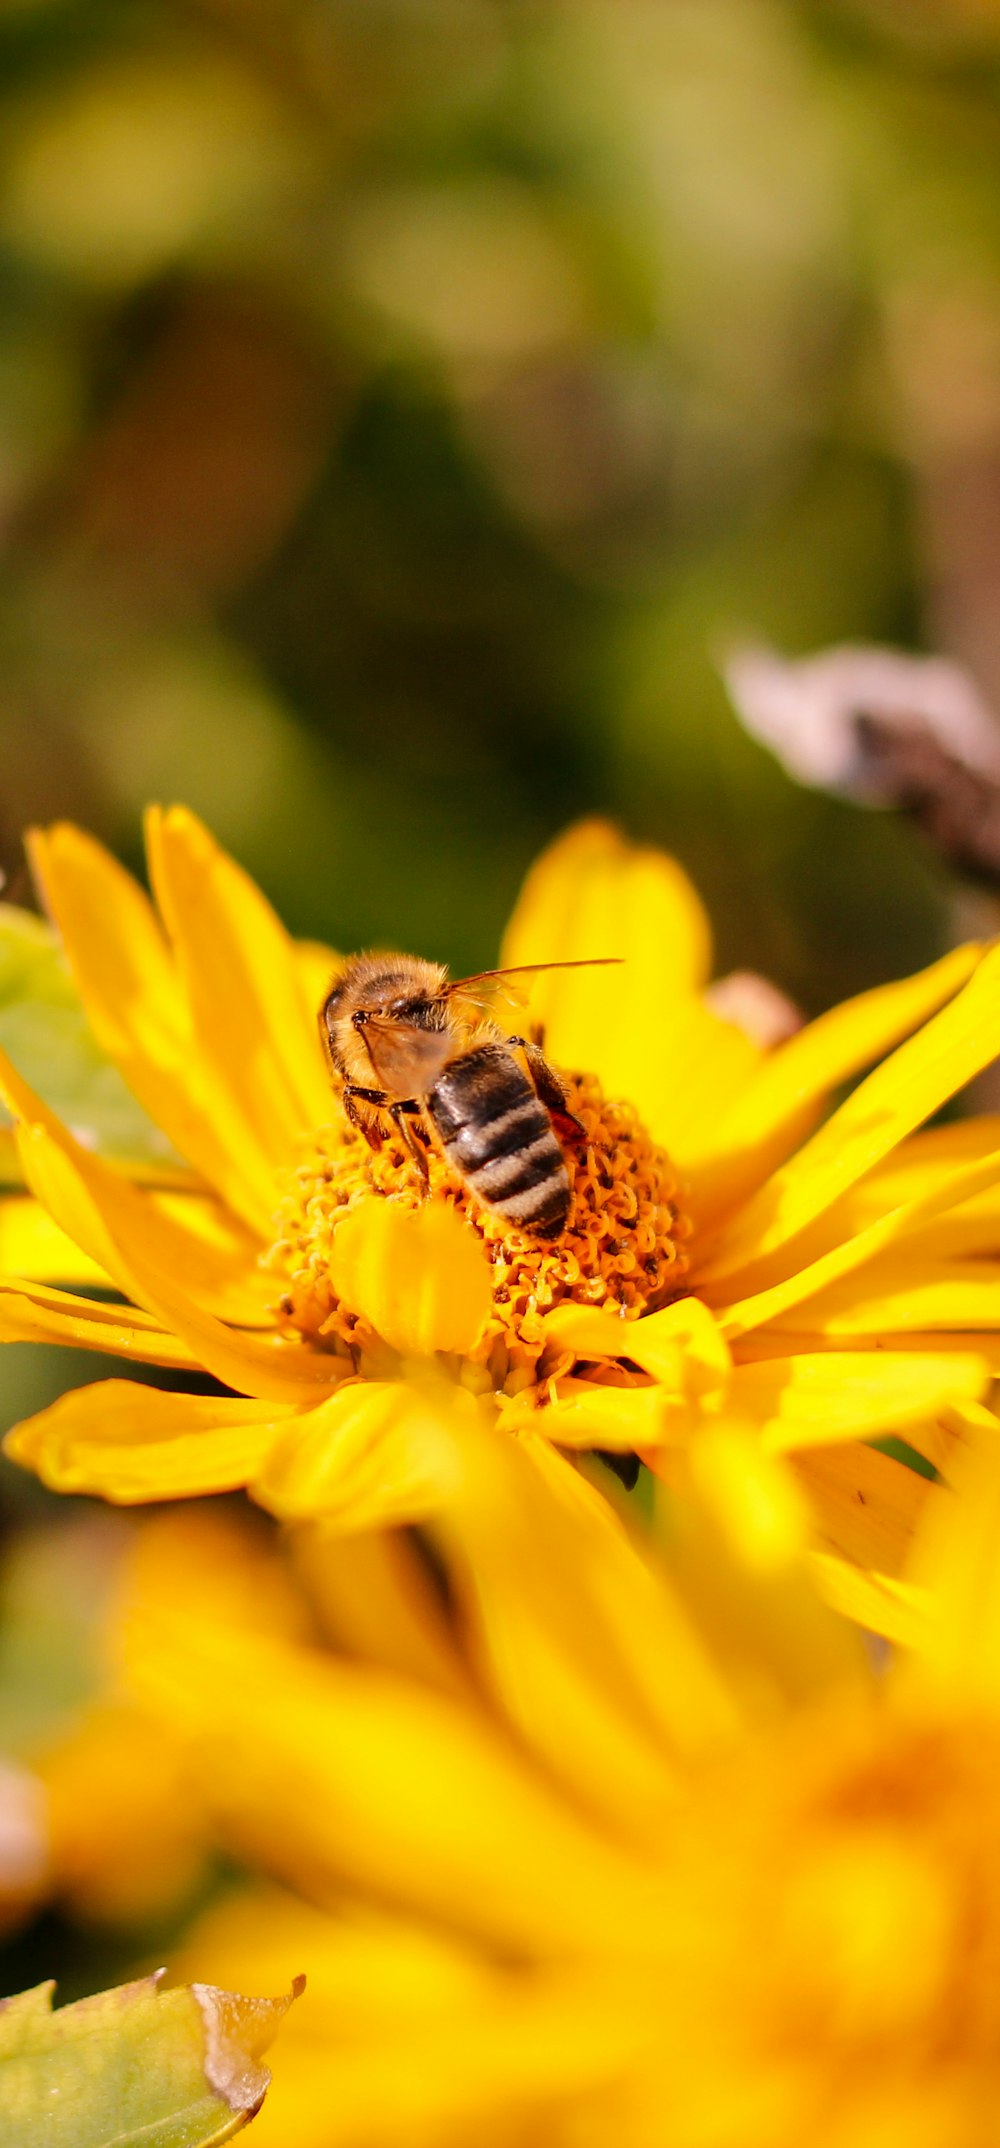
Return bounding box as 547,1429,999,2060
0,905,176,1177
0,1969,304,2147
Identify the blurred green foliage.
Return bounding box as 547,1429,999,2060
3,0,1000,2008
0,0,998,999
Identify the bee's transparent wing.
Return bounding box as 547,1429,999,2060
443,957,622,1023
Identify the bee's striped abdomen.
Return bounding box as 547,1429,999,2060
429,1043,570,1236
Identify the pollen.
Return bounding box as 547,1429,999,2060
263,1069,690,1392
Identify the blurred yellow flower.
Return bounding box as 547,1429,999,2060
114,1392,1000,2148
2,806,1000,1627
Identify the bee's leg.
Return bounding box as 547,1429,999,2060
342,1083,388,1151
390,1102,431,1187
509,1037,585,1141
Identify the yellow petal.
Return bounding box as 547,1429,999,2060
434,1402,739,1833
715,1138,1000,1339
28,1137,271,1326
729,1348,988,1453
537,1382,669,1450
10,1111,336,1402
0,1278,197,1364
499,820,749,1154
699,940,1000,1292
174,1888,644,2148
330,1198,492,1358
543,1296,731,1395
718,1115,1000,1299
793,1440,942,1579
748,1328,1000,1381
688,941,981,1237
534,1299,730,1451
686,1422,810,1574
150,1191,274,1323
38,1701,207,1924
646,1003,766,1169
0,1156,274,1326
0,1195,111,1286
825,1114,1000,1228
503,818,712,994
5,1380,297,1501
0,1009,325,1394
295,937,340,1014
0,1126,24,1186
808,1552,926,1646
902,1399,1000,1705
27,821,276,1234
651,1437,867,1704
124,1506,314,1645
292,1527,471,1701
252,1380,467,1529
762,1254,1000,1339
119,1570,660,1962
145,805,332,1163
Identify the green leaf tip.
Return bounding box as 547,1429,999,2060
0,1964,304,2145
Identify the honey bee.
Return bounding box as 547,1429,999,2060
320,952,619,1237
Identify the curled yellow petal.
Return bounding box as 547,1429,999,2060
532,1381,676,1451
557,1296,731,1395
329,1197,492,1358
5,1381,297,1502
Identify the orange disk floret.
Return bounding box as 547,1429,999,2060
263,1069,690,1392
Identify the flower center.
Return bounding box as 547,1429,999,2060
263,1069,690,1392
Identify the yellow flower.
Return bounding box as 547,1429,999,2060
3,805,1000,1623
114,1391,1000,2148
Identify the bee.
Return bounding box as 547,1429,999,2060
319,952,619,1237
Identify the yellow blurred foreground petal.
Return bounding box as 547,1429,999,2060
174,1887,647,2148
431,1409,739,1841
121,1565,665,1961
253,1379,469,1530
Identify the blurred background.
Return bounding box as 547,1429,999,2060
4,0,1000,2011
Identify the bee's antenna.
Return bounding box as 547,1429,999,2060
445,957,624,995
